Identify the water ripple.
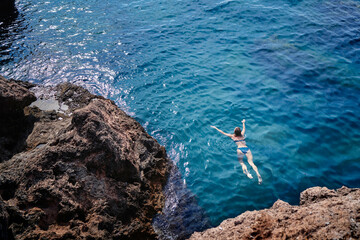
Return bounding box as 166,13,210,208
1,0,360,230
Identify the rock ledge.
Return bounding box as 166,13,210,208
189,186,360,240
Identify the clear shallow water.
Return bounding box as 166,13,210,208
1,0,360,227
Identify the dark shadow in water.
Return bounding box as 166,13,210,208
0,0,18,25
0,1,22,66
153,163,212,240
285,0,303,6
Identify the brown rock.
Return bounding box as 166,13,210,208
189,186,360,240
299,186,338,205
0,78,171,239
0,76,36,110
55,82,97,111
0,75,36,162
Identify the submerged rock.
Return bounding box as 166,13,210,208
0,76,171,239
189,186,360,240
153,165,212,240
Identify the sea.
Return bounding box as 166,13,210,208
1,0,360,231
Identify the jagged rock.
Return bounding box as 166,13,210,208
0,75,36,162
189,186,360,240
0,77,171,239
55,82,97,111
0,75,36,114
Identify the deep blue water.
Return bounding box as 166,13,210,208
1,0,360,227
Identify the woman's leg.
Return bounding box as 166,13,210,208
238,151,253,179
246,150,262,184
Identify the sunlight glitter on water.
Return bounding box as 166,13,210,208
1,0,360,227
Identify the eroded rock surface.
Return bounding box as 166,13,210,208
0,76,171,239
0,76,36,162
189,186,360,240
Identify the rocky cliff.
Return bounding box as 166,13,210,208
189,186,360,240
0,76,171,239
0,76,36,163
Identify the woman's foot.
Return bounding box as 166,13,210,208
243,169,253,179
257,175,262,184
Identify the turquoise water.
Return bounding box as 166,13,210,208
1,0,360,227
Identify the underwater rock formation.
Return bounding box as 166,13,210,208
0,76,171,239
189,186,360,240
153,165,211,240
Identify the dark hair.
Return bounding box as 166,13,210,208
234,127,242,137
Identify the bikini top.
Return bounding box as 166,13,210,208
233,139,245,142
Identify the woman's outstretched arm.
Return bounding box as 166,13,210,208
241,119,246,136
210,126,233,137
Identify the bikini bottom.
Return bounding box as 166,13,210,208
238,147,249,154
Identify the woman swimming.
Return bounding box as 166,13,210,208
211,119,262,184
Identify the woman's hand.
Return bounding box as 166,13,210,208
210,125,217,129
242,119,245,123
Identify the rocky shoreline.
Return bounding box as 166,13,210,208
0,75,359,239
189,186,360,239
0,75,171,239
